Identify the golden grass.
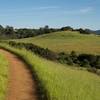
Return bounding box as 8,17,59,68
12,31,100,54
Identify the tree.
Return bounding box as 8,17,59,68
16,28,35,38
76,28,91,34
61,26,73,31
0,25,4,34
4,26,15,38
44,25,51,33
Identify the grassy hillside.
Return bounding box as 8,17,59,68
0,43,100,100
12,31,100,54
0,53,8,100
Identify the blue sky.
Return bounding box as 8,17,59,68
0,0,100,29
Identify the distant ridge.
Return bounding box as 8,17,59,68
94,30,100,35
85,29,100,35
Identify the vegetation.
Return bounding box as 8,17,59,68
2,41,100,70
0,25,60,39
0,53,8,100
2,41,58,61
58,51,100,70
0,43,100,100
0,25,96,39
0,25,100,99
13,31,100,54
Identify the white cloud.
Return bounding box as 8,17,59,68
63,7,93,15
79,7,93,13
32,6,59,10
0,6,93,17
0,6,59,17
0,6,59,13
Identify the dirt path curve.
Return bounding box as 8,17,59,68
0,49,38,100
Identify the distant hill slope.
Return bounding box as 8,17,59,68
84,29,100,35
94,30,100,35
11,31,100,54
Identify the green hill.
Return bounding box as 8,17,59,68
12,31,100,54
0,43,100,100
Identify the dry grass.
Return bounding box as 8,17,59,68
12,31,100,54
0,43,100,100
0,52,8,100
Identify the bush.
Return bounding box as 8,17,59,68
78,54,97,67
1,41,100,70
80,59,90,67
70,51,78,63
87,67,97,73
95,56,100,69
58,52,73,65
5,41,57,61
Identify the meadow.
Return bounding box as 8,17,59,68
0,52,8,100
13,31,100,54
0,43,100,100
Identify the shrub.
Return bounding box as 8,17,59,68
70,51,78,63
78,54,97,67
58,52,73,65
80,59,90,67
1,41,100,70
87,67,97,73
95,56,100,69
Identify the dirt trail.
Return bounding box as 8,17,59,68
0,49,38,100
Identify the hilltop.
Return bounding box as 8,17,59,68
12,31,100,54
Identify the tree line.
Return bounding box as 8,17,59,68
0,25,61,39
58,51,100,69
0,25,95,39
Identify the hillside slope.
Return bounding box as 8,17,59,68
0,43,100,100
12,31,100,54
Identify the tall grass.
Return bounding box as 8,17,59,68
0,43,100,100
0,52,8,100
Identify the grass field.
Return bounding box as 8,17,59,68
12,31,100,54
0,52,8,100
1,43,100,100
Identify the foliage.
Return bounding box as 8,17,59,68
2,41,100,69
0,25,60,39
61,26,73,31
3,41,58,61
58,52,100,69
0,25,95,39
75,28,92,34
95,56,100,69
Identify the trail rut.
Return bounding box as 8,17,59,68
0,49,38,100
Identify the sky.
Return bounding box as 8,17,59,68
0,0,100,30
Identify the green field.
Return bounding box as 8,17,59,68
13,31,100,54
0,52,8,100
1,43,100,100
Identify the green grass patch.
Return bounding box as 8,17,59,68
0,52,8,100
12,31,100,54
0,43,100,100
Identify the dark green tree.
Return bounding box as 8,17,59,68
4,26,15,38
